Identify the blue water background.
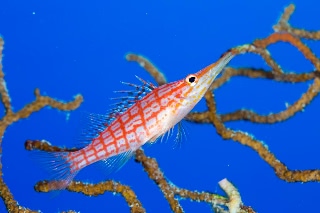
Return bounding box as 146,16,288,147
1,0,320,212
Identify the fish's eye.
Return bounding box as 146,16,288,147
185,74,198,86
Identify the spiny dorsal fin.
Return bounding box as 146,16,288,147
107,75,156,121
76,76,156,147
76,112,110,146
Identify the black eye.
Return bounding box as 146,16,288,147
185,74,197,86
188,76,196,83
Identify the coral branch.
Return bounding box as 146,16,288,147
218,179,242,213
273,4,320,39
187,31,320,125
187,75,320,124
204,90,320,182
126,53,167,86
5,88,82,124
238,44,284,74
35,180,145,213
25,139,79,152
0,37,12,114
26,140,254,213
0,37,83,212
25,140,146,213
253,33,320,71
135,149,184,213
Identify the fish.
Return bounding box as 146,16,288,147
34,48,237,190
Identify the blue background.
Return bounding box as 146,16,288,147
0,0,320,212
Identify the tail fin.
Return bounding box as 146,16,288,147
32,151,78,190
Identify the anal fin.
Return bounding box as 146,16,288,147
96,150,134,176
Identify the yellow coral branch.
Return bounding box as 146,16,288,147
0,37,84,212
273,4,320,39
126,53,167,86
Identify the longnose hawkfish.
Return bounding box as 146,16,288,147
34,48,240,190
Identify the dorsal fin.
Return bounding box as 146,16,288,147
76,76,156,146
76,112,109,146
106,76,156,122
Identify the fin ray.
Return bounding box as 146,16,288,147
76,112,109,147
149,121,188,148
31,150,78,190
106,75,157,122
172,121,188,149
96,150,134,176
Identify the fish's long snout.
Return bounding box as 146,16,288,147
197,48,236,80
